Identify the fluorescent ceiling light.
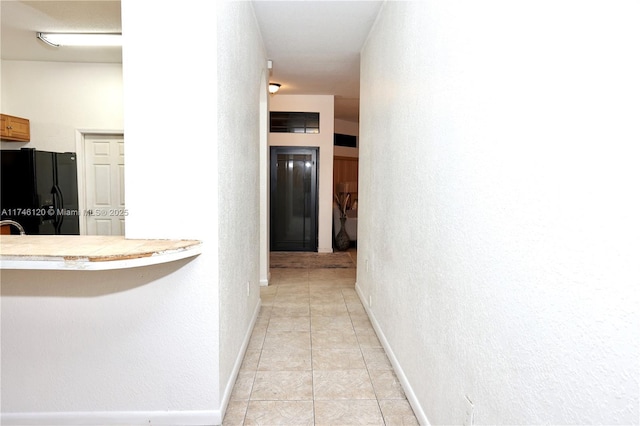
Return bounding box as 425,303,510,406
37,32,122,47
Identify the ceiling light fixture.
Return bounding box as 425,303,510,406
269,83,281,94
36,32,122,47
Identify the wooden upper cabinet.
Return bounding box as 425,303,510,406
1,114,30,142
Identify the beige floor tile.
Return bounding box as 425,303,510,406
341,288,359,297
275,286,310,296
315,273,352,282
258,307,273,321
312,347,366,370
257,348,311,371
222,400,248,425
254,317,270,331
230,370,256,401
309,279,356,289
274,283,310,292
270,302,310,317
312,329,359,349
244,400,314,426
351,317,374,332
309,297,346,307
247,330,266,351
240,350,261,372
309,286,345,294
268,277,309,286
263,330,311,351
271,303,309,318
269,269,308,281
313,369,376,400
260,284,278,295
250,370,313,400
361,347,393,370
257,306,272,320
261,294,278,304
370,369,406,399
309,292,345,304
311,315,353,332
309,286,344,294
259,297,276,308
267,316,311,332
251,320,269,336
274,293,310,305
310,302,350,316
260,294,275,307
356,329,382,348
308,268,356,280
348,303,370,315
378,399,420,425
342,296,362,306
346,301,367,315
275,277,309,285
314,400,384,425
269,279,308,288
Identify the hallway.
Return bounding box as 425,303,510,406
223,251,419,425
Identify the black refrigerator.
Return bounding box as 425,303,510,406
1,148,80,235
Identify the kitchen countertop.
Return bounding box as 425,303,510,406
0,235,202,270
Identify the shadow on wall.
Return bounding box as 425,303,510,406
0,257,197,297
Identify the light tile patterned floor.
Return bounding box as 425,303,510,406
223,251,419,425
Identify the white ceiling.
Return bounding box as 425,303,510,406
252,1,383,122
0,1,383,122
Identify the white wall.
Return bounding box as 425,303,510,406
0,60,123,152
269,94,335,252
358,1,640,425
216,0,266,408
1,1,264,425
1,262,218,423
123,0,265,422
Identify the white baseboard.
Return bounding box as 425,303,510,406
218,297,262,419
355,282,430,426
260,272,271,287
0,410,219,425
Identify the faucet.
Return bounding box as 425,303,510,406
0,219,26,235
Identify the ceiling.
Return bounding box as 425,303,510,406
0,1,123,63
252,1,383,122
0,1,383,122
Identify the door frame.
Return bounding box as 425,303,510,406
270,146,319,251
75,129,124,235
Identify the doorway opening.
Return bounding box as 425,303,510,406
270,146,318,251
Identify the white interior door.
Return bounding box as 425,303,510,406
84,134,125,235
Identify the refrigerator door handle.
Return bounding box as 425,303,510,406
50,187,58,225
52,185,64,233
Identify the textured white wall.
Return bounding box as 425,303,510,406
0,60,123,152
269,95,335,252
358,1,640,425
217,0,265,406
